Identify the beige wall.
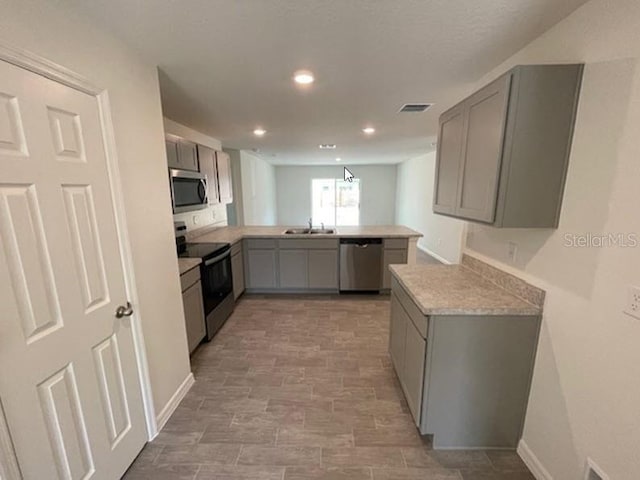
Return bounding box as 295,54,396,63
460,0,640,478
1,0,192,421
164,118,228,231
395,153,465,263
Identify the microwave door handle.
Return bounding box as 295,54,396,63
204,250,231,266
198,179,208,204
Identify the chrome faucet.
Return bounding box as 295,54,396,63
308,217,313,229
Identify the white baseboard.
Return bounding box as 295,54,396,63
417,244,452,265
518,439,553,480
153,373,194,437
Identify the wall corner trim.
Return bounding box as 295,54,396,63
518,439,553,480
153,373,195,436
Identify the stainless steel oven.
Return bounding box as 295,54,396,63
169,168,208,214
179,242,234,340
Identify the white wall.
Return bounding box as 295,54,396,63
164,117,228,231
395,153,465,263
460,0,640,478
276,165,397,226
240,151,277,225
1,0,191,421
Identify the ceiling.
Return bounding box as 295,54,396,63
63,0,588,165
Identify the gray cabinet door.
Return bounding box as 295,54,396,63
197,145,220,204
166,139,180,169
455,74,511,223
308,250,338,289
403,317,426,425
182,280,206,353
178,140,199,172
389,293,407,380
382,249,407,289
279,249,308,289
433,103,465,215
231,251,245,300
247,249,277,289
216,151,233,204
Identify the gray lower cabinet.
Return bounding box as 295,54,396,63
308,250,339,289
246,249,277,289
279,249,308,288
231,244,245,300
389,294,408,380
180,268,206,354
434,64,583,227
382,249,408,289
382,239,409,290
245,239,339,292
390,277,540,449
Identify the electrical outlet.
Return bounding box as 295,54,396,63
507,242,518,263
624,285,640,319
192,214,200,225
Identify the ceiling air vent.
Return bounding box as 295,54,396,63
399,103,433,113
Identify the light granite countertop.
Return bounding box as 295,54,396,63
189,225,422,245
390,264,541,316
178,257,201,275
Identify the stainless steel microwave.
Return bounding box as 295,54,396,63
169,168,208,214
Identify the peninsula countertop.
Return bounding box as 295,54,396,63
190,225,422,245
389,264,541,316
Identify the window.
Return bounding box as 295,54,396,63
311,178,360,226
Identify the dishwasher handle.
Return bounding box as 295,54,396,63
339,238,383,246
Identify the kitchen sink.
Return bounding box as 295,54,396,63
283,228,336,235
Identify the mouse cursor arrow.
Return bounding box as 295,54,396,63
344,167,355,183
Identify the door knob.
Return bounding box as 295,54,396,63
115,302,134,318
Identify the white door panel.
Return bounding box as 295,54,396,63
0,59,146,479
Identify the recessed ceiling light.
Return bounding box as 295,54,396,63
335,157,342,162
319,144,336,149
362,127,376,135
294,70,314,85
253,128,266,137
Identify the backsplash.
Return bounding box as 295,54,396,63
173,203,228,232
462,253,546,309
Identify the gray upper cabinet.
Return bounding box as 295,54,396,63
434,64,583,228
456,75,511,223
166,136,199,172
216,151,233,204
433,104,465,215
197,145,220,205
178,141,199,171
165,139,180,169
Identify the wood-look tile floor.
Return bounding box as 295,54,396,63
123,295,535,480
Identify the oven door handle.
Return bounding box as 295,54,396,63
204,249,231,266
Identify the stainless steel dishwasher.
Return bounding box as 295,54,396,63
339,238,383,292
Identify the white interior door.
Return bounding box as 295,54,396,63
0,60,147,478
